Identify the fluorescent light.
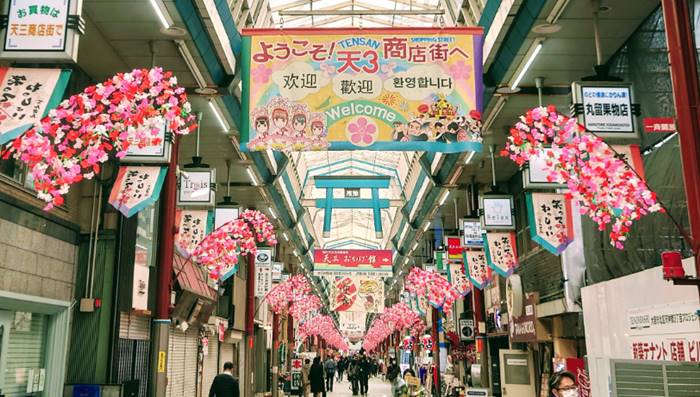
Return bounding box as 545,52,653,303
438,190,450,206
245,166,258,186
403,257,409,265
293,249,300,257
510,41,543,91
208,100,230,133
465,151,476,165
411,241,419,252
483,96,507,132
282,232,290,242
422,221,430,232
175,40,207,89
268,207,277,219
149,0,171,29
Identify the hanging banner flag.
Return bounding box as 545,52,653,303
415,292,429,316
330,275,384,313
447,262,470,296
255,248,273,297
241,27,484,153
174,210,212,257
483,232,518,277
464,249,489,290
109,166,167,217
313,249,392,276
525,192,574,255
0,67,71,145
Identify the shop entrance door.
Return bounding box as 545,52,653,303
0,310,12,397
499,349,536,397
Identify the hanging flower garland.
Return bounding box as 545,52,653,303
2,67,196,209
501,106,662,248
298,315,348,351
362,302,425,353
190,210,276,280
404,267,461,316
264,274,321,319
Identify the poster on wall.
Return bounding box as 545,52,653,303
483,232,518,277
330,275,384,313
0,67,71,145
174,209,212,257
447,263,470,296
464,249,489,289
241,27,484,153
108,166,168,217
525,192,574,255
313,249,392,277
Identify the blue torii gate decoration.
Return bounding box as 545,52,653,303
314,176,391,239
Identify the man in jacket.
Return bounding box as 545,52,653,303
302,359,311,397
209,362,239,397
324,356,337,392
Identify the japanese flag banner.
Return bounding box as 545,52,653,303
174,209,212,257
464,249,489,290
447,262,471,297
108,166,167,217
0,67,71,145
525,192,574,255
482,231,518,277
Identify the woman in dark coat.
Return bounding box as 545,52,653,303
309,357,326,397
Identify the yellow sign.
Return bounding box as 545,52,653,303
157,351,167,373
405,375,421,386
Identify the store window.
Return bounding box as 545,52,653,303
0,158,35,191
134,205,158,268
0,311,48,396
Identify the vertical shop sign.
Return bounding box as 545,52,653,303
132,263,149,311
241,28,484,153
447,262,470,296
482,232,518,277
525,192,574,255
509,293,539,343
464,249,489,289
108,166,168,217
460,218,484,247
174,209,211,257
0,67,71,145
445,236,463,262
255,248,273,297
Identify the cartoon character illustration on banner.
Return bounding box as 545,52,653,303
248,96,330,151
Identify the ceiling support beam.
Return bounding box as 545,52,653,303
278,9,445,16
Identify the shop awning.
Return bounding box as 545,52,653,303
173,254,217,302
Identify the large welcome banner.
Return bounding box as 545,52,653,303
241,28,483,153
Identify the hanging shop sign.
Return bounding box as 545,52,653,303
522,149,567,189
483,232,518,277
445,236,463,262
460,218,484,248
255,248,273,297
121,117,172,164
434,251,447,273
509,292,543,343
272,261,284,282
241,27,484,153
571,82,637,138
525,192,574,255
174,209,211,257
132,264,150,311
0,67,71,145
1,0,83,62
464,249,489,290
459,319,474,341
108,166,167,217
214,205,240,230
610,144,645,180
479,194,515,230
177,169,216,207
643,117,676,133
313,249,392,276
330,275,385,313
447,262,470,297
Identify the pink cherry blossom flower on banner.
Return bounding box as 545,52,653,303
449,60,472,81
250,64,272,84
347,116,377,146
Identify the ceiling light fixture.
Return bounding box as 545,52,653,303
482,96,508,133
465,151,476,165
438,190,450,207
422,221,430,232
175,40,207,89
293,249,300,257
149,0,172,29
208,100,230,133
268,207,277,219
510,39,544,91
245,166,258,186
282,232,290,242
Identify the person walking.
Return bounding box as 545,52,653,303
208,362,240,397
358,355,371,396
386,359,401,397
302,359,311,397
309,357,325,397
549,371,579,397
347,356,360,395
337,356,346,382
324,355,337,392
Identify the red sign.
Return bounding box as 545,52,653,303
643,117,676,133
313,249,393,276
446,236,463,259
291,359,303,372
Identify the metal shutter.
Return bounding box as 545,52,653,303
613,360,700,396
200,338,219,397
220,342,234,364
2,313,47,395
167,327,187,397
184,328,199,397
119,312,151,340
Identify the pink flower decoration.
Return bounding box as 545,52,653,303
347,116,377,146
251,64,272,84
449,60,472,81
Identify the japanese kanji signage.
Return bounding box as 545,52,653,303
525,192,574,255
479,195,515,230
572,82,636,138
241,27,484,153
255,248,273,297
313,249,392,276
447,262,470,297
445,236,463,262
482,232,518,277
108,166,167,218
463,249,489,290
330,275,384,313
0,67,70,145
628,301,700,362
643,117,676,133
174,209,211,257
460,218,484,248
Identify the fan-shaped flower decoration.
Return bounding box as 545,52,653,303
190,210,276,280
404,267,461,316
362,302,425,353
501,106,662,249
2,67,196,209
298,315,348,351
264,274,321,319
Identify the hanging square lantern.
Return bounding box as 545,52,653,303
479,194,515,230
177,168,216,207
121,119,172,164
215,196,241,229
